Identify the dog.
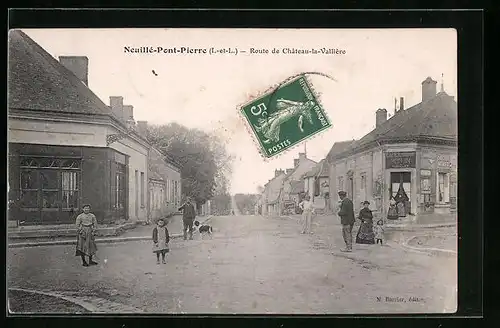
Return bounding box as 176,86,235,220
194,220,213,237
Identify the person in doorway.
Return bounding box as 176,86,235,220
75,204,98,267
299,195,315,234
374,219,385,245
355,201,375,244
178,196,196,240
337,191,355,252
387,196,399,220
152,218,170,264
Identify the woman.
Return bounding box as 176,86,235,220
75,204,98,266
355,201,375,244
387,196,399,220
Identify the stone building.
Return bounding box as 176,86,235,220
327,77,457,218
8,30,151,225
279,153,316,211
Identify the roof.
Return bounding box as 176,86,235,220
326,140,357,162
148,147,181,182
290,180,305,194
331,91,457,161
303,159,329,178
284,157,317,181
8,30,119,119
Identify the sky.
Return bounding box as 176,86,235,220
21,28,457,194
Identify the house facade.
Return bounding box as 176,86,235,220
327,77,458,218
8,30,151,226
303,159,330,212
144,136,182,223
279,153,317,212
262,169,287,216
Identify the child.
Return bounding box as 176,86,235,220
374,219,385,245
152,218,170,264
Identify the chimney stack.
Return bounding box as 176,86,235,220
421,77,437,102
122,105,134,122
399,97,405,111
274,169,285,177
59,56,89,86
375,108,387,127
109,96,123,119
137,121,148,136
286,168,294,175
294,159,300,167
298,152,307,160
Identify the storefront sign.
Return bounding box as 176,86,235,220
420,169,432,177
385,152,416,169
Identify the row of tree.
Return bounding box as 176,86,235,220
145,122,233,211
233,193,259,215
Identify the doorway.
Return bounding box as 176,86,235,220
390,172,411,216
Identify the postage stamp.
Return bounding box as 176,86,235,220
240,75,332,158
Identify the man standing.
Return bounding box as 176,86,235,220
178,196,196,240
337,191,355,252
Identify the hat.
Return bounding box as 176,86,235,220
338,191,347,196
363,201,370,205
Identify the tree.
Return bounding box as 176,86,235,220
146,122,233,208
234,193,259,215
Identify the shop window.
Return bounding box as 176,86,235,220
61,171,79,209
438,172,450,204
18,156,82,222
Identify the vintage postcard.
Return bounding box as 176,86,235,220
7,28,457,314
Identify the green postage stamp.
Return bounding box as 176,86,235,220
240,75,332,158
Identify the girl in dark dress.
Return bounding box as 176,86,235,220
355,201,375,244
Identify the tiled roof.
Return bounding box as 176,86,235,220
331,92,457,160
326,140,357,162
8,30,118,119
303,159,329,178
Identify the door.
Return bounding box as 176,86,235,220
390,172,411,215
134,170,139,218
347,177,354,200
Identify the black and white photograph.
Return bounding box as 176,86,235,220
7,27,460,314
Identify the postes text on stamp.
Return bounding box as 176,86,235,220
240,75,331,158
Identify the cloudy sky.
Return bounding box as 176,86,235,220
22,28,457,194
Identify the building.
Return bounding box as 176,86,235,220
143,134,182,223
262,169,287,216
303,159,330,213
327,77,457,218
8,30,150,226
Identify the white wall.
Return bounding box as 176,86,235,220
8,118,107,147
108,126,149,222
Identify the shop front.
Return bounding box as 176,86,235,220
8,143,129,225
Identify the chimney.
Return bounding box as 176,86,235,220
421,77,437,102
299,152,307,160
109,96,123,119
399,97,405,111
375,108,387,127
294,159,300,167
137,121,148,136
286,168,294,175
59,56,89,86
275,169,284,177
123,105,134,122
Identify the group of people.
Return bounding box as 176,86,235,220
74,197,198,267
336,191,385,252
298,191,385,253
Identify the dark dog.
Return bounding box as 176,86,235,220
194,220,213,236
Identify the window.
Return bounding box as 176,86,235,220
438,172,450,204
135,170,139,217
61,171,79,209
360,174,367,190
115,163,126,210
18,156,81,222
140,172,145,207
